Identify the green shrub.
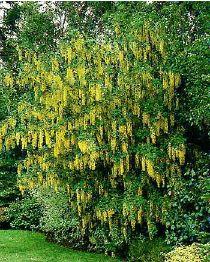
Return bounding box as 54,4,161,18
88,223,127,257
200,243,210,262
128,236,172,262
6,195,42,230
37,187,126,256
165,243,210,262
165,152,210,245
36,188,87,249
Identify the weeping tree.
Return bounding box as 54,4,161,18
0,21,188,251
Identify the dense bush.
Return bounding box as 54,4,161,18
36,187,127,256
128,236,171,262
165,151,210,245
88,222,127,257
165,243,210,262
6,195,42,230
36,188,87,250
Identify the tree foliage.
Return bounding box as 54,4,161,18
0,22,188,253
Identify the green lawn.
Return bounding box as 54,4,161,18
0,230,121,262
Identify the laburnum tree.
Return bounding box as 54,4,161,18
0,22,187,248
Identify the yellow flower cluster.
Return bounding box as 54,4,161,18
4,74,13,87
168,143,186,165
78,140,89,154
96,209,115,223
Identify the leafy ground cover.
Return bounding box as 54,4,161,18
0,230,120,262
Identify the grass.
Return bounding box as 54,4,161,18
0,230,121,262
